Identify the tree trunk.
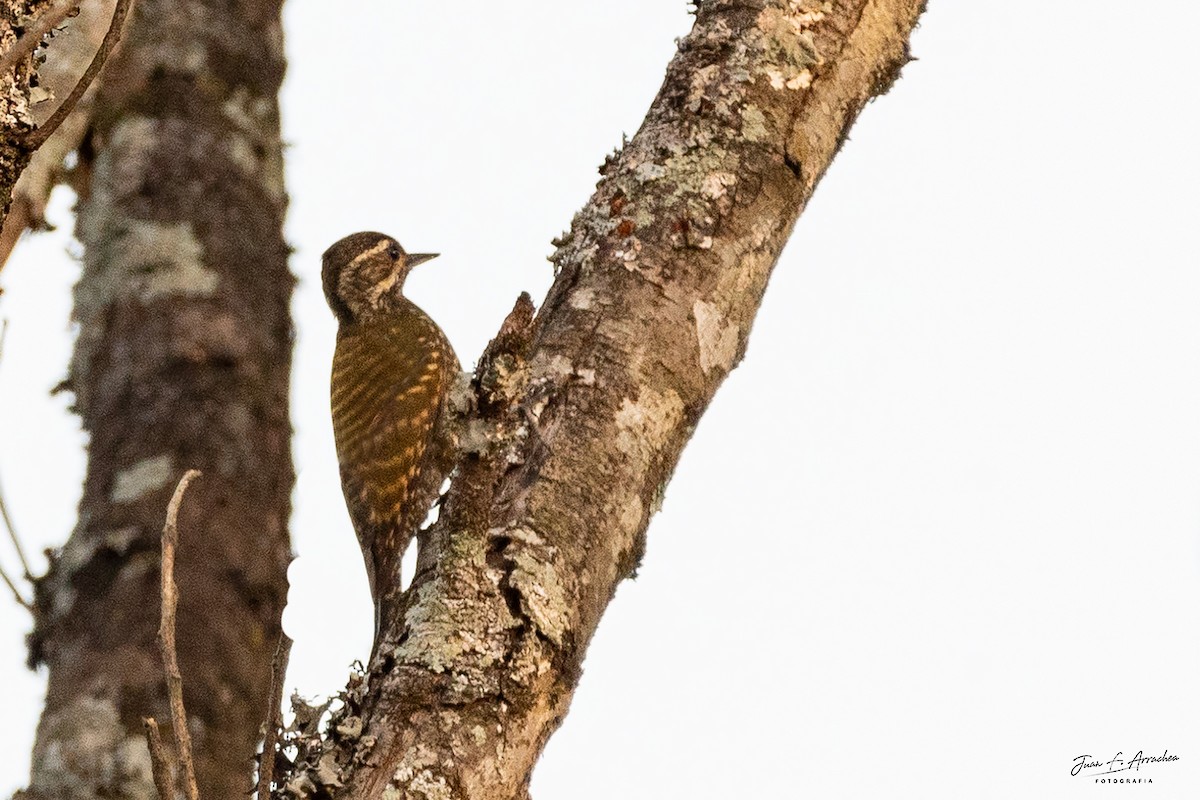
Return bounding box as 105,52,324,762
293,1,927,798
22,0,293,797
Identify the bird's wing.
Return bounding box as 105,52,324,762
331,319,451,532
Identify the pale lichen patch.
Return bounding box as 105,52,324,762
73,116,216,394
693,300,740,376
789,69,814,89
741,105,769,142
225,132,259,176
390,744,452,800
31,696,155,800
634,162,666,182
115,735,154,796
448,370,475,416
46,576,76,621
78,216,218,322
614,388,685,465
391,559,516,690
765,66,814,90
687,64,723,112
111,454,174,503
528,352,598,392
458,419,495,456
72,115,217,397
313,752,343,789
506,536,570,646
104,526,140,555
784,0,833,31
221,86,274,132
221,87,286,206
533,354,575,380
616,237,643,268
57,526,140,581
98,116,159,197
701,171,738,200
619,494,645,534
716,223,777,298
568,287,596,310
757,5,823,91
129,221,218,300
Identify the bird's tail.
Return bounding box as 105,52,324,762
368,590,404,668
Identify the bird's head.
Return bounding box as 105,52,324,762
322,231,438,324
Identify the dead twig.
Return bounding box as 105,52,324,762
25,0,133,149
142,717,176,800
0,320,33,609
0,562,31,610
158,469,202,800
0,0,80,78
0,563,31,614
0,470,32,580
257,632,293,800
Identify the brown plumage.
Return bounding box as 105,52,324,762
322,231,460,647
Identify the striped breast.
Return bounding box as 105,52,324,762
330,307,458,533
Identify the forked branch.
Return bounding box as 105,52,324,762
0,0,80,78
25,0,133,148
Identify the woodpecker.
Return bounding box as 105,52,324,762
322,231,460,647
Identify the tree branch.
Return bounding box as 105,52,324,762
0,468,32,582
0,318,33,608
24,0,131,149
0,0,78,79
257,632,292,800
0,558,31,610
158,469,202,800
143,717,177,800
294,2,928,797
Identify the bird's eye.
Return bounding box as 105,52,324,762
387,244,402,261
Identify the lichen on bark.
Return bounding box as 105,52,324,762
0,0,57,222
279,2,928,799
21,0,294,798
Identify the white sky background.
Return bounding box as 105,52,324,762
2,1,1199,796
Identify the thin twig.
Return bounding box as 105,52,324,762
256,632,293,800
142,717,177,800
0,471,32,579
25,0,132,149
0,319,33,608
0,319,34,579
0,562,31,610
159,469,202,800
0,0,79,78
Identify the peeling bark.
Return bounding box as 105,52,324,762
21,0,292,798
0,0,120,274
295,1,927,798
0,0,56,223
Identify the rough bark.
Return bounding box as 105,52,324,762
0,0,119,274
21,0,292,797
294,1,927,798
0,0,56,222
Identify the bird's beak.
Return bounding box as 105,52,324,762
406,253,439,268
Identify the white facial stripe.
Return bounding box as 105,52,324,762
368,270,400,305
348,238,392,270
